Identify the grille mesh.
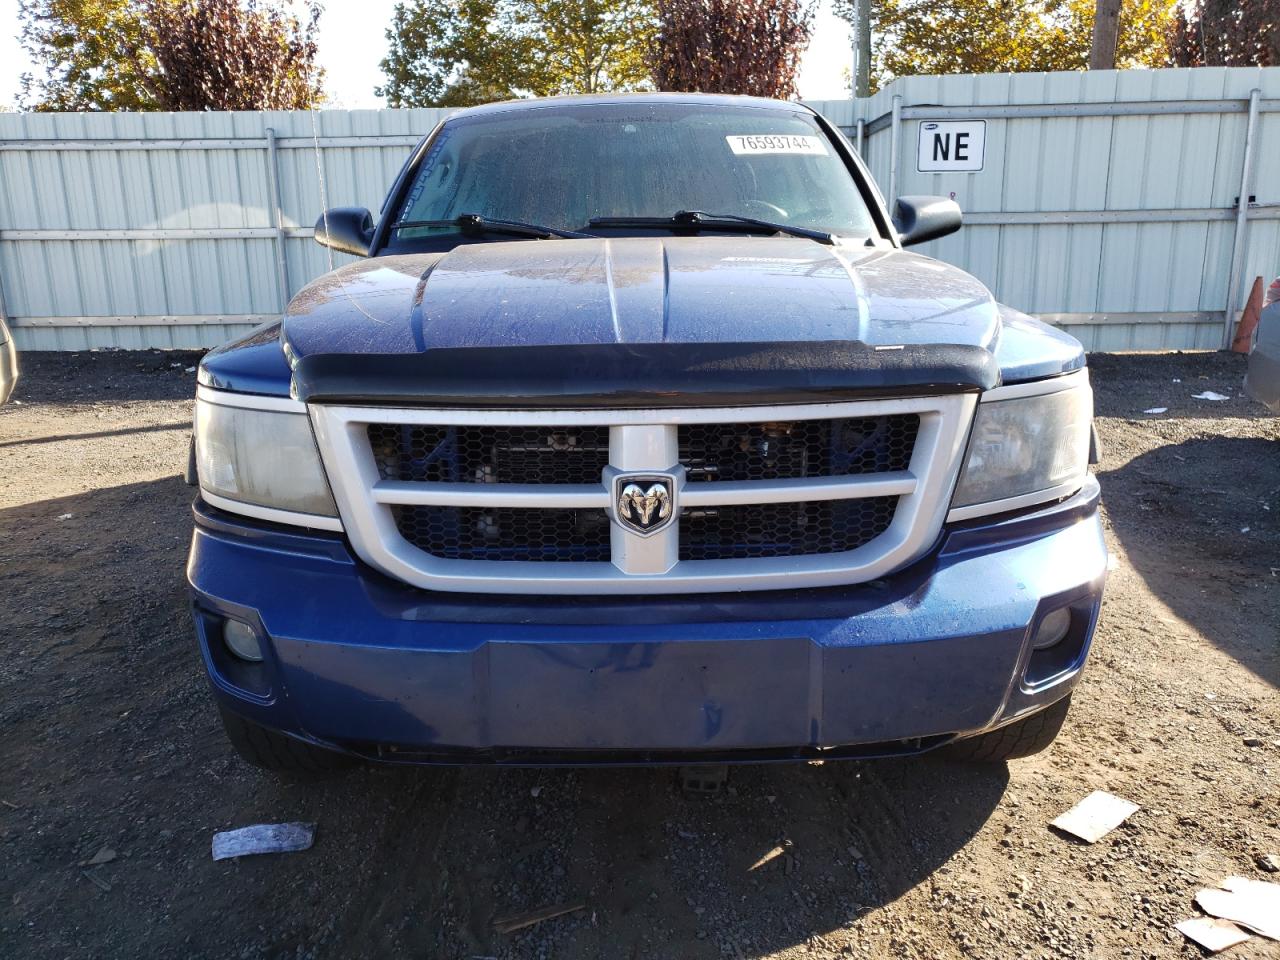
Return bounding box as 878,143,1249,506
368,424,609,485
680,415,918,483
371,414,918,566
679,498,898,561
391,505,611,562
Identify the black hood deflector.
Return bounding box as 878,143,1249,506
292,340,998,408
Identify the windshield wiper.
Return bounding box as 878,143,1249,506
589,210,835,245
394,213,595,240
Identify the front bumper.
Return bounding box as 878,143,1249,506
188,479,1106,764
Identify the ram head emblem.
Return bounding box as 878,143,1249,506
616,478,675,535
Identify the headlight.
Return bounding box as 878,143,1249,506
949,373,1092,519
195,394,339,525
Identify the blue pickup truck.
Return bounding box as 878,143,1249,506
188,94,1104,774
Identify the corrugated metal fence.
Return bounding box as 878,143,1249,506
813,65,1280,351
2,66,1278,351
0,108,452,349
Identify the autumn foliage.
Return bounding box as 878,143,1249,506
143,0,324,110
18,0,324,111
649,0,814,100
379,0,654,107
831,0,1177,92
1168,0,1280,67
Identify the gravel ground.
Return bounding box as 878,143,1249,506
0,349,1277,960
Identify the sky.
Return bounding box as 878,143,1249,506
0,0,853,110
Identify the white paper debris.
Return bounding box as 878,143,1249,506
1192,391,1230,401
57,513,73,521
1143,407,1168,414
1175,917,1252,952
82,846,117,866
211,822,315,861
1195,877,1280,940
1049,790,1139,843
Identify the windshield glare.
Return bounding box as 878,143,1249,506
393,102,877,243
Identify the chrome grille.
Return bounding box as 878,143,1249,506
311,396,977,595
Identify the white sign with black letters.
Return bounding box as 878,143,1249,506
916,120,986,172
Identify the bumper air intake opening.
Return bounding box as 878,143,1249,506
195,607,274,699
1022,594,1099,689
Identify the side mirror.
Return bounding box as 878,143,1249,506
314,207,374,257
892,196,962,247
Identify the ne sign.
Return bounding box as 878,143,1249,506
917,120,986,172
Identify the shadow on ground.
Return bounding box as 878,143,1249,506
1090,350,1280,696
0,477,1007,959
1099,433,1280,689
1087,353,1280,690
325,758,1008,959
1089,351,1276,424
36,352,1274,956
2,349,203,408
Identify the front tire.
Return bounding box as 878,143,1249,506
218,705,356,776
945,695,1072,762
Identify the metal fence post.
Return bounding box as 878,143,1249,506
888,95,903,207
1223,89,1261,349
264,127,291,308
855,117,865,157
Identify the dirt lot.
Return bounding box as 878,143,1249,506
1,350,1277,960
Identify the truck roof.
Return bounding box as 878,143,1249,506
445,92,815,121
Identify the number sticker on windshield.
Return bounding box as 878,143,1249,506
726,135,828,156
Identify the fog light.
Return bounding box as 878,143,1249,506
223,619,263,662
1032,607,1072,650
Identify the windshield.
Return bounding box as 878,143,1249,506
391,102,878,244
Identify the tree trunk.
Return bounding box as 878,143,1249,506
1089,0,1122,69
852,0,871,98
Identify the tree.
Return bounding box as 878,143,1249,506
18,0,324,111
142,0,324,110
379,0,526,107
1168,0,1280,67
851,0,871,96
648,0,813,98
831,0,1176,92
1062,0,1177,70
533,0,655,96
18,0,160,110
1089,0,1122,68
378,0,655,108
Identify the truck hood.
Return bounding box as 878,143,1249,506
282,236,1005,406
